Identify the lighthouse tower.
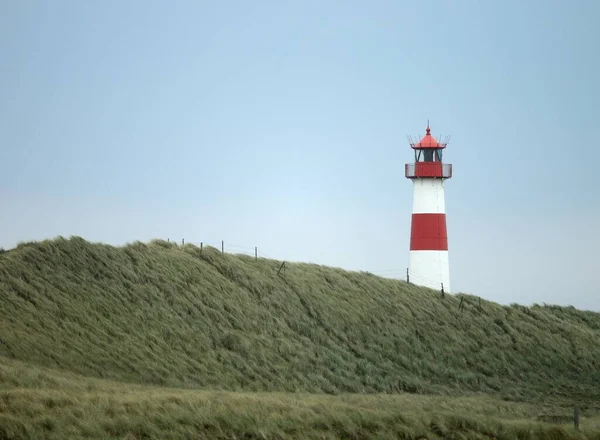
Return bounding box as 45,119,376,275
405,123,452,292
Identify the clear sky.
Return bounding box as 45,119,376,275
1,1,599,310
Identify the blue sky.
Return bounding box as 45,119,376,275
1,0,599,310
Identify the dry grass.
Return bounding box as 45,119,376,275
1,236,600,438
1,356,599,439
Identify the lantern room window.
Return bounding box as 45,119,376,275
415,148,443,163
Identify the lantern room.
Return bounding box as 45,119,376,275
405,124,452,179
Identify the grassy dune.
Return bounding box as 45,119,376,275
1,236,600,438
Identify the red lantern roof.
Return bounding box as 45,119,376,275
411,124,446,149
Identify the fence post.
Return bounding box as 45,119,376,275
574,406,579,430
277,262,286,278
221,240,224,253
182,238,184,246
441,283,445,298
406,268,409,284
255,247,258,260
200,242,203,252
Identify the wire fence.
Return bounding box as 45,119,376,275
165,238,448,293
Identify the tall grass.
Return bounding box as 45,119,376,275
2,236,600,437
1,236,600,402
1,356,599,440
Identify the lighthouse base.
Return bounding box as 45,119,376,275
409,250,451,293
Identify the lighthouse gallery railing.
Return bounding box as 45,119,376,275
405,163,452,178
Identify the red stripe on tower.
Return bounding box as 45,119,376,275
410,213,448,251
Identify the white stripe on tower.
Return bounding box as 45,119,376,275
412,178,446,214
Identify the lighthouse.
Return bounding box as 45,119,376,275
405,123,452,292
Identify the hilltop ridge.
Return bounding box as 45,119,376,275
1,236,599,405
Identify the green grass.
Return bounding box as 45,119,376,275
1,356,599,440
1,236,600,438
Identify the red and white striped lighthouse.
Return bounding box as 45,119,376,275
405,123,452,292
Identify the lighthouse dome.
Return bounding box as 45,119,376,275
412,125,446,149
